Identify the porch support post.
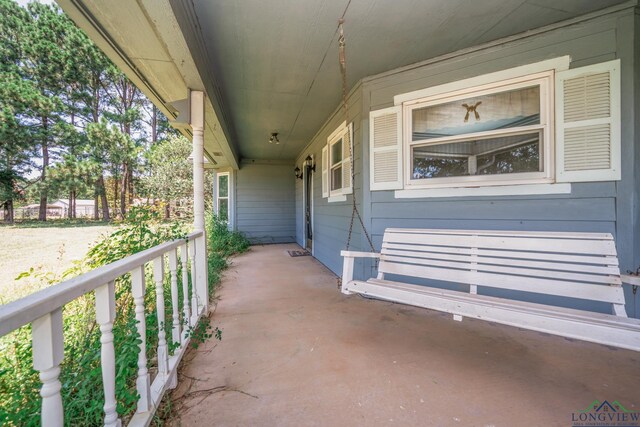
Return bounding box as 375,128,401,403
190,90,208,316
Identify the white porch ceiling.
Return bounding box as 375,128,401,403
171,0,629,161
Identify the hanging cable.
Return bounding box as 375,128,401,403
338,19,375,253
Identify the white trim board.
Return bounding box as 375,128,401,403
328,195,347,203
395,183,571,199
394,56,570,105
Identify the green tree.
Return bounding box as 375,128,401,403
141,135,193,218
86,119,138,218
104,67,145,218
48,154,95,218
20,2,80,220
65,24,114,219
0,0,40,222
140,135,214,218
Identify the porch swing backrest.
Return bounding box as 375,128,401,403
378,229,625,310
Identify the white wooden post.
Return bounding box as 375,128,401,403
180,243,191,335
130,266,151,413
153,256,169,376
189,241,199,326
341,255,354,295
191,90,209,316
32,308,64,427
168,249,181,345
95,281,121,427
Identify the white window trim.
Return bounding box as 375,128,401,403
216,171,230,222
395,183,571,199
325,121,353,198
403,70,555,190
328,131,344,197
328,195,347,203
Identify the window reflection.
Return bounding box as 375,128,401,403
412,132,542,179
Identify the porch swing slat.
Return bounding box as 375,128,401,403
383,232,617,256
381,254,621,285
381,248,621,274
381,242,620,265
380,261,624,303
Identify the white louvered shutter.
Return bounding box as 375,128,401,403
342,123,354,194
369,106,403,191
321,145,329,198
556,60,621,182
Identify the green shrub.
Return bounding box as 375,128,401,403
205,212,250,292
0,207,249,426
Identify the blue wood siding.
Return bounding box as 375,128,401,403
295,88,364,274
293,6,640,317
236,163,296,244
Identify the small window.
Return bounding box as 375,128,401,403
405,73,553,188
330,138,343,192
216,172,229,221
323,122,353,198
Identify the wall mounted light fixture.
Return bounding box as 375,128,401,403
294,166,303,180
304,155,316,172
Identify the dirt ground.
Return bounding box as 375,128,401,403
0,224,114,303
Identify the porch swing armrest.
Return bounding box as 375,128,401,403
340,251,380,295
340,251,381,259
621,274,640,286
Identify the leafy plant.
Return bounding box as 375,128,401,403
0,207,249,425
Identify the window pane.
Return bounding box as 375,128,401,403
331,139,342,166
218,174,228,197
331,166,342,191
218,198,229,221
412,86,540,141
412,131,542,179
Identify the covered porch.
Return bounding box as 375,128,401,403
11,0,639,424
171,243,640,425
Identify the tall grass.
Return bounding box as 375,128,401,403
0,207,249,426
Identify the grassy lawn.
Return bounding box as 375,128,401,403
0,222,116,304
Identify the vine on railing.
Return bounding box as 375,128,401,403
0,207,249,426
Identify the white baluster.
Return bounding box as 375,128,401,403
130,266,151,413
168,249,181,346
153,256,169,376
189,242,199,326
180,243,191,337
95,281,121,427
32,308,64,427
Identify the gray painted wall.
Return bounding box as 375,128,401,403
295,87,364,274
236,162,296,244
295,6,640,317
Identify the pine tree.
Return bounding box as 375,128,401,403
65,22,113,219
104,67,145,218
0,0,39,222
21,2,75,220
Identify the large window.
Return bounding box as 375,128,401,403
405,73,553,188
369,58,621,194
216,172,229,221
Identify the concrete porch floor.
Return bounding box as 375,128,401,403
171,243,639,426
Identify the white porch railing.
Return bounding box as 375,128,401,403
0,231,208,427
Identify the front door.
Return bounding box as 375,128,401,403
304,163,313,251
